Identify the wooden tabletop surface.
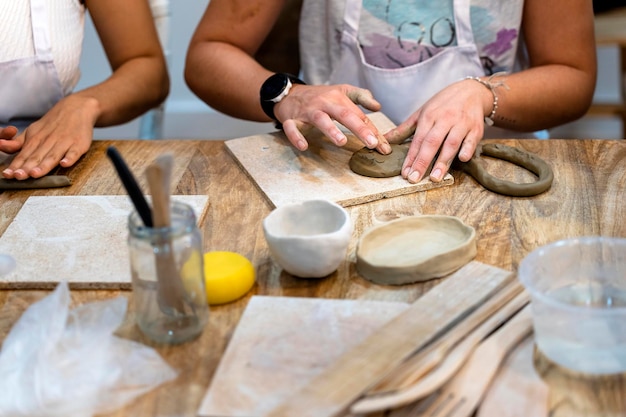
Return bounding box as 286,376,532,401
0,137,625,417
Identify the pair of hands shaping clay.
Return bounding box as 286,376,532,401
349,143,553,197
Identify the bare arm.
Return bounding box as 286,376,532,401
185,0,285,121
488,0,597,131
81,0,170,126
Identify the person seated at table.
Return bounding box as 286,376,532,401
184,0,596,184
0,0,169,180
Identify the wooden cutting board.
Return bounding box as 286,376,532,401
0,195,209,289
225,112,453,208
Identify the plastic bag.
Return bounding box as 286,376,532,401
0,282,178,417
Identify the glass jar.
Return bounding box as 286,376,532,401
128,200,209,344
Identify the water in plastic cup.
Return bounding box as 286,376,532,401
519,236,626,375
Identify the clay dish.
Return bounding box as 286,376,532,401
356,215,476,285
263,200,353,278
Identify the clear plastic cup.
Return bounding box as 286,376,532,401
519,236,626,374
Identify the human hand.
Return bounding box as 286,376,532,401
385,79,492,183
0,126,18,141
0,96,97,180
274,84,392,155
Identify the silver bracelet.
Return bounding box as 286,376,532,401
465,72,509,126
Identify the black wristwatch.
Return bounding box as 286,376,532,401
259,73,305,123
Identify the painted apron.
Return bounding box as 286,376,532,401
329,0,537,138
0,0,64,131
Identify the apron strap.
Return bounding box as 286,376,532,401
341,0,361,39
453,0,475,47
29,0,54,57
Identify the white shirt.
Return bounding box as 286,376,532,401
0,0,85,96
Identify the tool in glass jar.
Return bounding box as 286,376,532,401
145,154,194,317
106,146,153,227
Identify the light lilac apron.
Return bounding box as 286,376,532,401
0,0,64,130
329,0,485,125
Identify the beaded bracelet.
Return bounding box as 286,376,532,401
465,72,509,126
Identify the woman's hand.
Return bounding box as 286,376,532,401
0,126,18,141
1,95,97,179
275,83,392,155
385,78,492,183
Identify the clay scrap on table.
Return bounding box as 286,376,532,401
0,175,71,190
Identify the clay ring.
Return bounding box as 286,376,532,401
452,143,553,197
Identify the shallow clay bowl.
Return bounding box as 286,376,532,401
263,199,353,278
356,215,476,285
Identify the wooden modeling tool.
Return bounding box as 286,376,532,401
145,154,190,316
263,261,514,417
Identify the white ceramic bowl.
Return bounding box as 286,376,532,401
263,200,353,278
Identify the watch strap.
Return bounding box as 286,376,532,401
260,73,305,123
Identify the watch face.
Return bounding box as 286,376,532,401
260,73,289,101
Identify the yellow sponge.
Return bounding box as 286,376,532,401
203,251,255,305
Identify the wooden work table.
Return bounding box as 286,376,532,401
0,138,625,417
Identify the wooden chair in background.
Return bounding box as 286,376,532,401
587,7,626,139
